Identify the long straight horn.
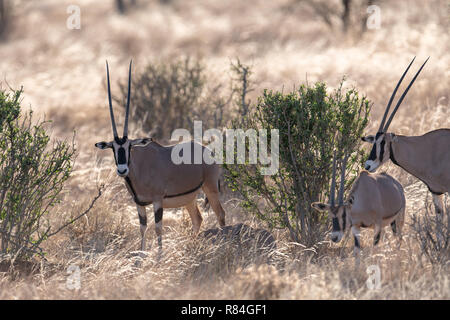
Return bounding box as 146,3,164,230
330,150,337,206
123,60,132,138
383,57,430,132
377,57,416,133
338,153,349,205
106,60,118,138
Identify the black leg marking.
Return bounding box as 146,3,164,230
374,232,381,246
155,208,163,224
391,221,397,234
354,235,360,249
158,236,162,248
138,213,147,226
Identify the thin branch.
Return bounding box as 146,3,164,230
46,185,104,238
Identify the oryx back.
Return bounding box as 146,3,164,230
350,171,405,228
409,129,450,193
127,140,220,208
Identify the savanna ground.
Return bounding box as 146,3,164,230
0,0,449,299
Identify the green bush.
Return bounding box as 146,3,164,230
224,80,371,246
0,88,75,259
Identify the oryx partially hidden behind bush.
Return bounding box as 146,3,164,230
312,152,406,255
95,61,226,252
361,57,450,216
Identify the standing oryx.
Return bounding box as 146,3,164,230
312,152,406,255
361,57,450,216
95,61,226,252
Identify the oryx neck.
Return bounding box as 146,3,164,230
389,134,399,166
124,176,151,206
389,134,429,182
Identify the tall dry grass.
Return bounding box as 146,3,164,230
0,0,448,299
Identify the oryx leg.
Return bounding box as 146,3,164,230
185,200,203,235
373,223,382,246
432,193,445,215
203,183,225,227
137,204,148,251
351,226,361,256
390,221,397,234
432,193,445,243
352,225,361,267
153,201,163,251
391,206,405,247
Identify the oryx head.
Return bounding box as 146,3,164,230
362,56,429,172
312,151,350,243
95,60,151,177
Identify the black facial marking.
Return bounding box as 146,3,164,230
342,209,347,230
114,136,128,144
332,217,340,232
379,139,386,162
138,213,147,226
117,147,126,164
368,144,377,161
374,232,381,246
368,132,384,161
375,132,383,139
155,208,163,224
354,235,360,248
391,221,397,234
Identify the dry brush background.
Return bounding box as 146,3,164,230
0,0,449,299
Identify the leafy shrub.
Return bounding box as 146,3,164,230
117,57,232,141
224,80,371,246
0,88,75,259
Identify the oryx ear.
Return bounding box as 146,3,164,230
361,135,375,143
130,138,152,147
311,202,330,211
95,141,113,149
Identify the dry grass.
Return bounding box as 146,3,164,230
0,0,449,299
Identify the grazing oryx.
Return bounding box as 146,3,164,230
312,152,406,255
95,61,226,252
361,57,450,216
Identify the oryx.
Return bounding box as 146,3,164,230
312,152,406,255
95,61,226,252
361,57,450,216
